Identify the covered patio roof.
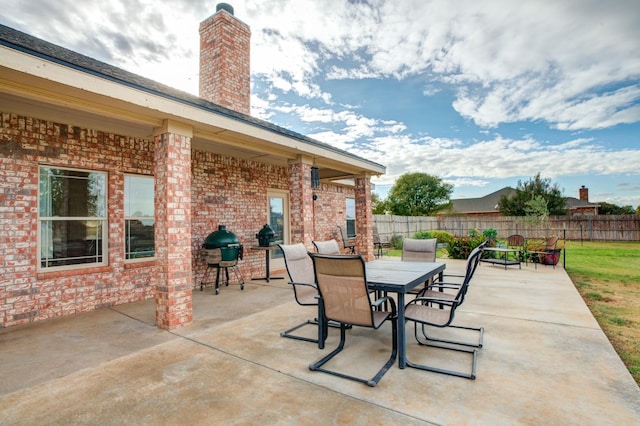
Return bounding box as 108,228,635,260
0,24,385,182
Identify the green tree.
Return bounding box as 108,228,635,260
499,173,566,216
371,192,388,214
524,194,550,225
385,172,452,216
598,202,635,215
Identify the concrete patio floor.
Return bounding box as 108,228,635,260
1,258,639,425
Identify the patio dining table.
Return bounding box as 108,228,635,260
365,260,446,369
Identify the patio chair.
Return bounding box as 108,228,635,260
278,243,329,349
312,239,341,255
308,253,397,387
435,240,488,284
506,234,525,262
373,232,383,258
419,244,486,317
337,225,356,254
526,236,560,269
401,238,438,295
404,255,482,379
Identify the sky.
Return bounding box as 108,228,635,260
2,0,639,208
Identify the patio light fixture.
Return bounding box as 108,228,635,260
311,165,320,189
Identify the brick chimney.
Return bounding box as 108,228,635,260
199,3,251,115
579,185,589,202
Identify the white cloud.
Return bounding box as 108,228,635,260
2,0,639,206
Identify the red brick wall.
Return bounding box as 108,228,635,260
311,182,356,249
190,150,290,281
0,113,157,328
0,112,367,328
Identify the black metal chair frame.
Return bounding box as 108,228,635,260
373,233,384,258
277,243,329,349
337,225,356,254
405,245,485,379
309,253,397,387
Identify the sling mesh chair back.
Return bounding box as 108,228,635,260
403,247,484,379
419,244,486,309
401,238,438,295
312,239,341,255
308,254,397,387
278,243,326,348
434,240,488,285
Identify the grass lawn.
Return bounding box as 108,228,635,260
563,241,640,386
384,240,640,385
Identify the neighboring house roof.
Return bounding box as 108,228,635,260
449,187,516,215
565,197,599,210
0,24,385,180
449,186,599,215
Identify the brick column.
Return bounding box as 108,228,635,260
288,158,314,247
355,175,374,260
154,128,193,329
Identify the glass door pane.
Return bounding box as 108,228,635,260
268,191,288,265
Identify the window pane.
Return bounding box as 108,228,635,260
40,219,104,267
269,196,285,260
125,175,154,260
39,168,106,217
39,166,107,270
346,198,356,237
269,196,284,244
125,219,155,259
125,176,154,217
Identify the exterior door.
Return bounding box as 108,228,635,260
267,190,289,268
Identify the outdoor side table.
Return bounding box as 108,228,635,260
480,247,521,270
250,245,285,282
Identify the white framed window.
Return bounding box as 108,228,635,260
346,197,356,237
124,175,155,260
38,166,107,270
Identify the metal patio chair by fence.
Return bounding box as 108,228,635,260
337,225,356,254
506,234,526,262
308,254,397,387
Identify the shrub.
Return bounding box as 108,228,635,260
390,234,404,250
446,229,489,259
483,228,497,244
413,230,433,239
413,230,453,245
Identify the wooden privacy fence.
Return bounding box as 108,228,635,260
373,214,640,242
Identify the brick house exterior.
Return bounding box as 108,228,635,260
0,6,384,329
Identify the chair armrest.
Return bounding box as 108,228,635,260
433,273,464,282
289,281,317,289
372,296,397,315
407,296,457,307
426,281,463,290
